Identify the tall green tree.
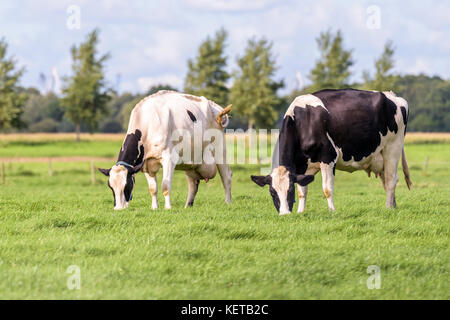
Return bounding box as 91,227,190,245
61,29,111,141
0,38,27,131
229,38,284,129
308,30,354,91
184,28,229,106
363,40,399,91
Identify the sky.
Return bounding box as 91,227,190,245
1,0,449,95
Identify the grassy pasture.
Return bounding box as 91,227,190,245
0,134,448,299
1,132,449,159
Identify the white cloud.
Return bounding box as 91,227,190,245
401,58,431,75
143,30,191,68
185,0,278,12
1,0,448,95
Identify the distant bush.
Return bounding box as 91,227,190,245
28,118,59,132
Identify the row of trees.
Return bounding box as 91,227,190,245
184,28,449,131
0,28,449,136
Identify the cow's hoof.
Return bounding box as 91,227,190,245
279,212,291,216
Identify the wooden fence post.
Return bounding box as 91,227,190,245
1,161,5,185
48,158,53,177
91,161,96,185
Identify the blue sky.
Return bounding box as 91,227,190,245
1,0,449,94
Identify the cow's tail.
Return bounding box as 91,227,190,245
401,147,412,190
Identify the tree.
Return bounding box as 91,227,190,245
22,91,65,132
363,40,399,91
308,30,354,91
229,38,284,129
184,28,229,106
145,84,177,96
61,29,111,141
98,91,134,133
0,38,27,131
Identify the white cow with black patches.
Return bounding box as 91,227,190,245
252,88,412,215
99,90,232,210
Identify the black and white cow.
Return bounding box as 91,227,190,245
251,89,412,215
99,90,232,210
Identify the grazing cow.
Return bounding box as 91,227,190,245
99,90,232,210
251,89,412,215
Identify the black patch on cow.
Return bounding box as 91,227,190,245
286,177,296,212
124,175,135,202
118,129,144,167
278,116,309,174
293,105,338,164
311,89,398,162
400,106,408,133
186,110,197,123
400,107,407,126
269,185,281,212
116,129,144,202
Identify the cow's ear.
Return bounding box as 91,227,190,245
251,175,271,187
131,161,144,174
98,168,111,176
296,174,314,186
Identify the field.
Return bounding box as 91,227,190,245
0,133,449,299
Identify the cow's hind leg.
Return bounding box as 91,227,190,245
320,163,336,211
379,170,386,191
185,173,199,207
145,172,158,210
161,150,176,209
217,164,232,204
382,145,402,208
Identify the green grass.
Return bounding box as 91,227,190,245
2,135,448,159
0,140,120,158
0,142,448,299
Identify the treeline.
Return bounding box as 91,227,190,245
0,29,448,138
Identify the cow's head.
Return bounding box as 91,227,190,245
251,166,314,215
98,162,143,210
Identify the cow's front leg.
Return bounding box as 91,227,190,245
185,173,199,207
217,164,232,204
320,162,336,211
161,151,176,209
297,185,308,213
145,172,158,210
